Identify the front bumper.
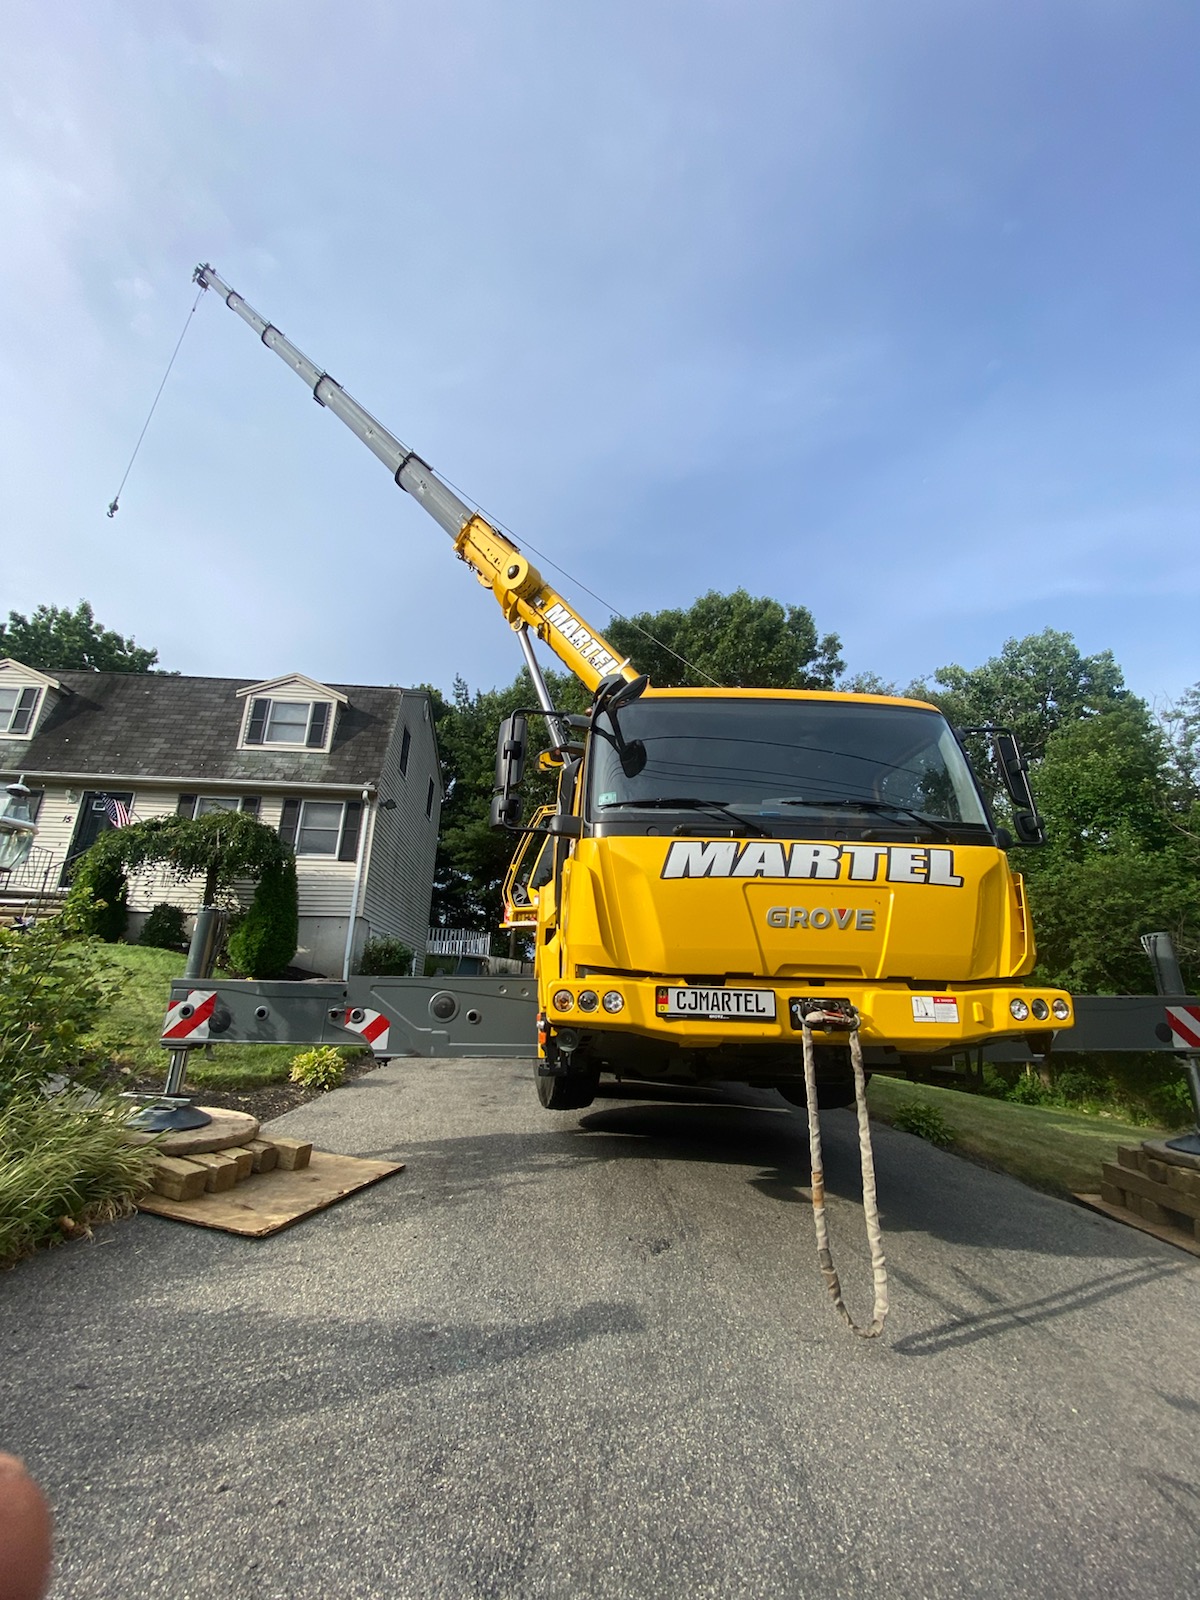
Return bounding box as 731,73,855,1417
545,978,1073,1053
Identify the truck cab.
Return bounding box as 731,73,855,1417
502,688,1072,1108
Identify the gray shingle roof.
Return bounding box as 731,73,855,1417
1,672,415,789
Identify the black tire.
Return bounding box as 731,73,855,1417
536,1064,600,1110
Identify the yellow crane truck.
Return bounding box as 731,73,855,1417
190,264,1073,1117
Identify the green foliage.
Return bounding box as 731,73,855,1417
358,937,414,976
138,902,188,950
1005,1069,1052,1107
890,1099,955,1147
288,1046,346,1092
226,857,299,978
0,1092,154,1268
1022,702,1199,993
425,668,580,929
0,909,120,1107
605,588,843,690
911,627,1127,761
67,835,130,941
0,600,162,673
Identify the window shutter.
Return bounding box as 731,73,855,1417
426,778,436,818
177,794,198,819
306,702,330,749
11,688,39,735
245,698,270,745
399,726,411,775
338,800,363,862
240,796,261,818
279,797,301,848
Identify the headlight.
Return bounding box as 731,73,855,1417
577,990,599,1012
1031,998,1050,1021
1052,998,1071,1020
552,989,574,1012
1009,998,1030,1021
602,990,625,1013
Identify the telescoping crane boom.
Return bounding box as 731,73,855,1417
193,265,636,728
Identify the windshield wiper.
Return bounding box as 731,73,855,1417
772,798,959,840
599,797,770,837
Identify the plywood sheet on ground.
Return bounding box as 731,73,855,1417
1074,1192,1200,1258
137,1151,404,1237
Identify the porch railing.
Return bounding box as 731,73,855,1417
0,845,62,899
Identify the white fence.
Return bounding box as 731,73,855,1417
426,927,491,958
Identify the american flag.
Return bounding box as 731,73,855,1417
103,795,132,828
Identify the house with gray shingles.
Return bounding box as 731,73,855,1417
0,659,441,976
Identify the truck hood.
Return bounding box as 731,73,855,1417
563,835,1026,983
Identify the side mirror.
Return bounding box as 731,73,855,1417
990,731,1046,845
490,792,522,829
494,713,527,792
490,713,528,830
545,814,583,838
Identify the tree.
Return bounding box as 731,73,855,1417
0,601,163,673
910,628,1127,760
426,669,587,932
68,812,299,974
605,589,843,690
1021,702,1199,993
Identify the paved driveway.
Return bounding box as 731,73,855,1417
2,1058,1198,1598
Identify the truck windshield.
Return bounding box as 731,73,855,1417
588,698,989,830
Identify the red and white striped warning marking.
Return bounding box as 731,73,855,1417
1166,1005,1200,1051
161,990,217,1043
337,1008,390,1053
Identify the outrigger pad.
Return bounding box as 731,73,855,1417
138,1151,404,1237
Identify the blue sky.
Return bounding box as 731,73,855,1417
2,0,1197,706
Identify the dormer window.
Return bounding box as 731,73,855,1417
243,697,332,749
236,673,347,754
0,685,40,737
0,662,58,740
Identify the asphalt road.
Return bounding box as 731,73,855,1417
3,1058,1199,1599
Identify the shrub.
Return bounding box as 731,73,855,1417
0,1092,155,1268
0,909,120,1108
288,1047,346,1092
67,835,128,942
890,1099,955,1147
1006,1069,1053,1107
227,858,299,978
358,937,414,976
139,902,188,951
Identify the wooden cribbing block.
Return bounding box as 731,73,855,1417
246,1140,279,1174
1101,1162,1200,1222
269,1138,312,1171
147,1155,209,1202
187,1151,241,1193
225,1147,255,1182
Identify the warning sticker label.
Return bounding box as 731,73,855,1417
911,995,960,1024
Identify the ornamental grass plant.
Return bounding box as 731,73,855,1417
0,1092,154,1269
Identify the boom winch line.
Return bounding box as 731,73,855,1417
107,285,205,518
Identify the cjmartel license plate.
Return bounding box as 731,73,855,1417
655,987,776,1021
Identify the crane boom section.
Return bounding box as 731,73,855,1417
194,264,635,693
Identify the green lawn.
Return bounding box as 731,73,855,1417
87,945,324,1090
868,1073,1165,1197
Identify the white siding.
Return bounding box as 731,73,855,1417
16,784,363,920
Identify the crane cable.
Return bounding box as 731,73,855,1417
800,1009,889,1338
106,285,205,518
